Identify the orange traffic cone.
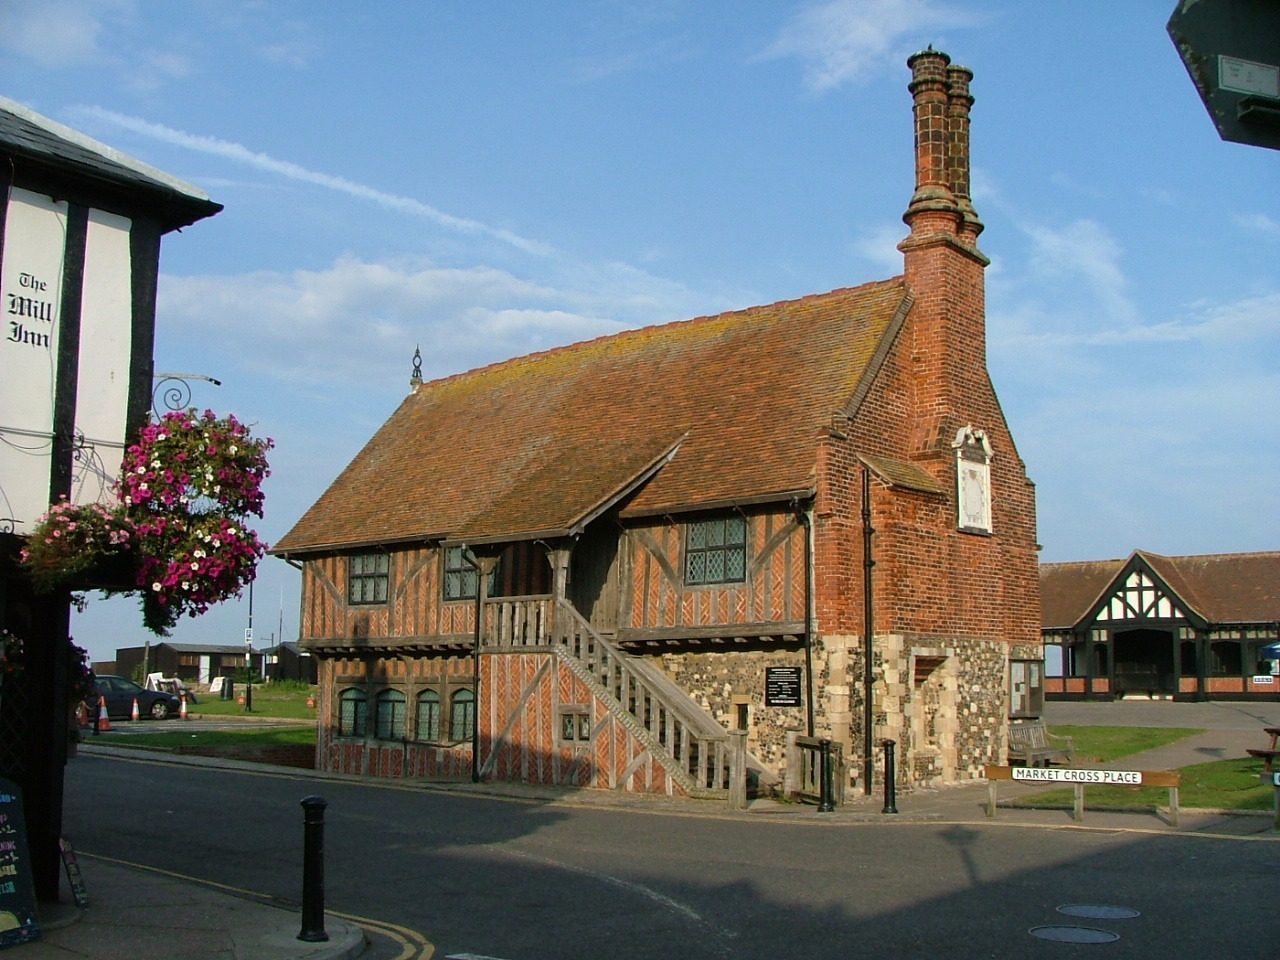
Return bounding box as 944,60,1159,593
131,697,140,722
76,701,89,728
180,693,189,720
97,695,111,731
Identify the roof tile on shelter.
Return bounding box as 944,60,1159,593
273,277,908,555
1040,550,1280,629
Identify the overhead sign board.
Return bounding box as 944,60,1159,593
1168,0,1280,150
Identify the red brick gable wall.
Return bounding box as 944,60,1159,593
809,224,1038,647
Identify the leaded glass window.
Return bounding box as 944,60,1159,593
374,689,405,740
443,546,479,601
416,690,441,741
450,688,475,741
348,553,389,604
338,688,367,737
685,515,747,585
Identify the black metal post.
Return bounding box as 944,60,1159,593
881,740,898,814
244,681,252,712
818,738,834,812
297,796,329,943
862,466,876,796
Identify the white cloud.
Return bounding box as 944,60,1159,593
0,0,126,68
761,0,978,91
1237,212,1280,240
71,106,555,256
1022,218,1138,328
156,256,630,387
123,49,194,92
853,222,905,273
257,38,318,69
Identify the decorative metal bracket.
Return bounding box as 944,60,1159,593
152,371,221,417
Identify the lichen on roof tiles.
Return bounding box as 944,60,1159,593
274,277,908,554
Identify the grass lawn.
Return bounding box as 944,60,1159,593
1009,725,1274,812
1047,724,1204,764
96,726,316,750
92,724,317,769
1011,756,1274,812
189,681,319,720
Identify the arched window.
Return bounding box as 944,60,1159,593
416,690,441,742
450,688,475,741
338,688,367,738
374,689,405,740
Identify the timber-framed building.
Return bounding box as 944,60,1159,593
273,50,1042,800
1042,551,1280,702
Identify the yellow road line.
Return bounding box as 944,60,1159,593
80,851,436,958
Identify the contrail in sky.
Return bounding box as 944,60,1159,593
73,104,553,257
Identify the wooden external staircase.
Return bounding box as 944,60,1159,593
485,596,751,799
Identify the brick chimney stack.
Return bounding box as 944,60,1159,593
898,49,990,460
945,63,983,244
903,47,957,230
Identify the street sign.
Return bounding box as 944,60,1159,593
1168,0,1280,150
1011,767,1143,786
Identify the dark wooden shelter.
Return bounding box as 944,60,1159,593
1042,550,1280,701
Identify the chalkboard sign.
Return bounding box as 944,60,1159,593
59,838,88,909
0,777,40,949
764,666,804,707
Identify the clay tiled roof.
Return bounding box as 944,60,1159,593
1040,551,1280,629
1039,559,1126,629
274,278,909,555
858,453,946,495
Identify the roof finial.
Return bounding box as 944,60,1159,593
410,345,423,387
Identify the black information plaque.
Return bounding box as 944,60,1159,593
764,666,803,707
0,777,40,948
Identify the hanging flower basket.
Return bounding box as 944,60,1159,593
20,409,273,636
20,500,135,593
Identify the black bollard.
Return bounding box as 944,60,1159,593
881,739,899,814
298,796,329,943
818,738,835,812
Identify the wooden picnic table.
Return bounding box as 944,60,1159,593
1245,726,1280,774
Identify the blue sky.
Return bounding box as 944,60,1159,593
3,1,1276,665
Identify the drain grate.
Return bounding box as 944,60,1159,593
1030,926,1120,944
1058,904,1141,920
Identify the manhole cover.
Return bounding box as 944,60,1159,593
1030,926,1120,944
1058,904,1141,920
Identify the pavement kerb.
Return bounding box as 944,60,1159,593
76,742,1280,840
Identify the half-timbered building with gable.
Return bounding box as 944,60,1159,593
272,50,1042,800
1042,550,1280,702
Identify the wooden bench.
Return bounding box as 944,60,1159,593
1246,726,1280,774
1007,720,1073,767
